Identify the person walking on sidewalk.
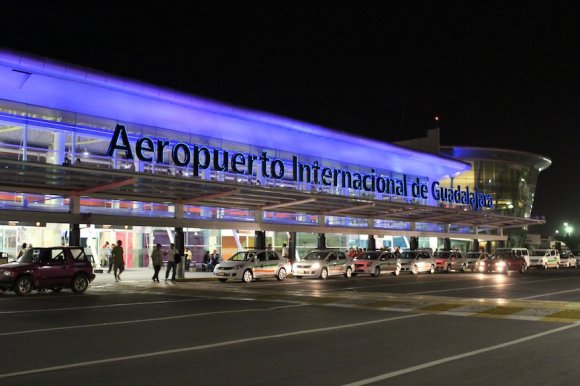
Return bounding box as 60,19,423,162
111,240,125,282
164,243,179,282
151,243,163,282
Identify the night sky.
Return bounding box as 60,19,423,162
3,2,580,236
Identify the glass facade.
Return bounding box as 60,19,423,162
440,147,551,247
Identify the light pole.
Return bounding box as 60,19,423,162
564,223,573,238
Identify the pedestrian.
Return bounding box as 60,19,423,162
394,247,401,258
100,241,110,267
211,249,220,267
107,241,114,273
202,250,211,271
17,243,27,259
185,247,192,271
111,240,125,282
281,243,289,259
267,243,272,250
164,243,179,282
151,243,163,282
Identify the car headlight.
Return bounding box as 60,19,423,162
2,270,11,277
311,262,320,269
496,261,506,267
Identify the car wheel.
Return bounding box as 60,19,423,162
295,276,302,279
345,267,353,279
242,269,253,283
372,267,381,277
430,264,435,274
320,268,328,280
15,276,33,296
218,278,227,282
411,265,419,275
72,275,89,293
276,268,287,281
51,286,64,292
394,266,401,276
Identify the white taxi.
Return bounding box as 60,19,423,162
559,251,577,268
399,249,435,275
353,251,401,277
214,250,291,283
529,249,560,270
293,249,354,279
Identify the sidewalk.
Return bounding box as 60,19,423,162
92,267,215,284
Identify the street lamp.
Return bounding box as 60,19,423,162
565,225,573,237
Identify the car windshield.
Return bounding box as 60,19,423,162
303,251,332,260
490,253,509,260
399,251,418,259
357,252,380,260
229,252,254,261
433,251,451,259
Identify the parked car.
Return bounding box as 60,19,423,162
213,250,290,283
572,250,580,267
0,246,95,296
293,249,354,279
529,249,560,270
433,250,466,272
558,251,577,268
466,251,489,272
399,249,435,275
478,252,526,274
353,251,401,276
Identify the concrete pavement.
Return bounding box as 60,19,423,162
91,266,215,285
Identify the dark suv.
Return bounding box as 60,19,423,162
0,246,96,295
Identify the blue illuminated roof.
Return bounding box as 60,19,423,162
0,48,469,179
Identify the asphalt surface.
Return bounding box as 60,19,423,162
1,267,579,385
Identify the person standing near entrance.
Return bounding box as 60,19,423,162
165,243,179,282
281,243,290,263
17,243,27,259
151,243,163,282
111,240,125,282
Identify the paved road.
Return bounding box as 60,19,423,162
1,268,579,385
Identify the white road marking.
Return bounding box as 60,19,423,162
406,278,558,295
0,304,305,336
0,313,424,379
518,287,580,300
342,321,580,386
0,298,206,314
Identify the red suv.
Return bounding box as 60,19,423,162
0,246,96,295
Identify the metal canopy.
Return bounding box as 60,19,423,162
0,159,543,231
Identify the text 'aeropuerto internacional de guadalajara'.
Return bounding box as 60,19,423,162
107,124,493,211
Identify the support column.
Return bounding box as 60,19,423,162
255,231,266,250
367,235,376,251
69,224,80,246
175,227,184,279
317,233,326,249
288,231,297,264
473,239,480,252
444,238,451,251
409,236,419,250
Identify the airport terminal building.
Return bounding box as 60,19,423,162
0,49,550,266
